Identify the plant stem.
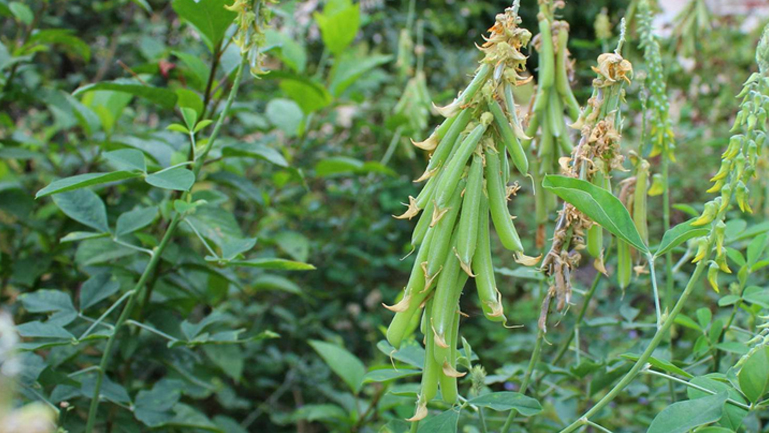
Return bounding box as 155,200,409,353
642,369,751,410
500,328,545,433
646,254,661,329
553,268,603,365
557,244,712,433
84,54,248,433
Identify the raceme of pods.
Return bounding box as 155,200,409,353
524,1,582,246
384,5,539,421
540,47,633,329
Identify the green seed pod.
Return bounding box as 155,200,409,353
411,199,434,247
617,240,632,289
456,155,484,274
485,145,524,252
425,109,473,174
426,179,465,278
537,16,556,90
433,123,487,209
432,234,467,365
438,308,462,404
472,195,506,322
489,98,528,174
386,229,435,348
554,25,581,121
419,300,440,403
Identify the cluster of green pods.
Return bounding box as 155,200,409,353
385,5,538,420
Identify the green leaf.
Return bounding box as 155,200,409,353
171,0,237,52
28,29,91,62
167,123,190,133
314,0,360,55
742,286,769,308
309,339,365,393
16,321,75,340
80,273,121,311
104,149,147,172
134,380,182,427
146,167,195,191
696,308,712,329
417,409,459,433
181,107,199,130
60,231,109,243
688,376,748,430
362,368,421,384
219,237,257,261
173,50,210,88
646,391,727,433
291,404,347,423
746,233,768,267
252,274,303,296
52,189,109,232
81,375,132,404
222,142,289,167
266,30,307,73
181,312,226,340
543,175,649,254
264,97,304,136
279,78,333,114
329,54,392,96
19,289,77,326
621,353,693,379
224,258,315,270
655,218,710,258
467,392,543,415
376,340,425,369
73,79,178,110
116,206,158,237
274,231,309,262
37,171,141,198
9,2,33,25
75,238,136,266
738,346,769,403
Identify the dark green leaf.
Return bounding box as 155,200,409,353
738,345,769,403
16,321,75,340
37,171,141,197
309,339,365,393
222,142,289,167
52,189,109,232
543,175,649,254
417,409,459,433
146,167,195,191
116,206,158,237
73,79,178,110
621,353,693,379
329,54,392,96
646,391,727,433
688,376,748,430
655,218,710,258
19,289,77,326
80,273,121,311
362,368,421,384
743,286,769,308
172,0,237,52
468,392,543,415
104,149,146,172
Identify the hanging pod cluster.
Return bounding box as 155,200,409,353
540,47,633,330
385,4,538,420
523,0,582,246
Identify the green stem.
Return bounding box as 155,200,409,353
642,369,751,410
558,245,712,433
84,53,249,433
500,328,545,433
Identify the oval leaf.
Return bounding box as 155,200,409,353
309,340,365,394
655,218,710,258
37,171,141,198
146,167,195,191
646,391,727,433
543,175,649,254
468,392,543,416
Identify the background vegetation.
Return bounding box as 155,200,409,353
1,0,768,432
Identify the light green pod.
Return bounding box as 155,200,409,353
431,232,464,365
489,98,528,175
426,179,465,277
438,307,462,404
426,108,473,173
411,199,434,247
485,146,524,252
433,122,488,209
537,16,555,90
458,63,492,106
386,229,435,348
472,196,506,322
586,168,609,258
617,239,632,289
455,154,483,273
633,160,650,244
554,27,581,121
420,299,440,403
